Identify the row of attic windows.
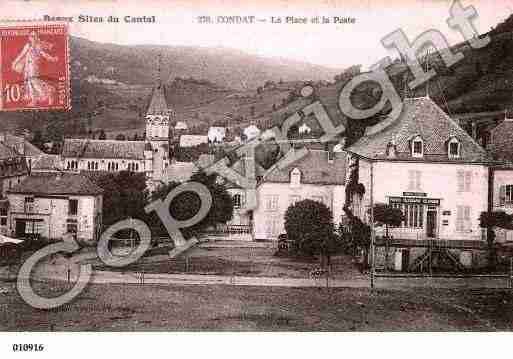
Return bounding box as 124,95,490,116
410,135,461,159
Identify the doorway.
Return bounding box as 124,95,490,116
15,220,26,237
426,210,437,238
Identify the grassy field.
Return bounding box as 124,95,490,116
1,279,512,331
95,242,365,280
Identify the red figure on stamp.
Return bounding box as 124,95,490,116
0,24,70,111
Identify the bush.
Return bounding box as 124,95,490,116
284,199,335,257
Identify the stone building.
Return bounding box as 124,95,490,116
6,172,103,243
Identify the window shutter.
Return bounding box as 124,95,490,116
457,171,464,192
500,185,506,206
465,171,472,192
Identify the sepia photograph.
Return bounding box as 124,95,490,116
1,0,513,356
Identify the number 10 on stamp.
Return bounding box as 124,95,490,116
0,24,71,111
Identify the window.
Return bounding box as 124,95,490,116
290,168,301,187
67,222,78,234
328,151,335,162
456,206,471,232
0,208,7,226
265,195,279,211
69,199,78,216
500,185,513,206
408,170,422,190
24,197,34,213
448,138,460,158
412,136,423,158
233,194,242,208
392,203,423,228
457,170,472,192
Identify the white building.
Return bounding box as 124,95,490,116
179,135,208,148
346,97,490,242
208,127,226,143
253,149,346,240
6,172,103,243
243,125,261,141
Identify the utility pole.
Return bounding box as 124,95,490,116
370,162,375,290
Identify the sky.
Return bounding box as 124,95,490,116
0,0,511,69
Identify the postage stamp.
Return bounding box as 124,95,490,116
0,23,70,111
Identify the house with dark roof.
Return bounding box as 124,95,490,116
6,173,103,243
252,149,346,240
346,97,491,246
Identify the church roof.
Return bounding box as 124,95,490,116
347,97,489,163
62,139,147,160
147,84,169,116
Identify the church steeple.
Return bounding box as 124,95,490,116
146,54,169,116
146,54,172,141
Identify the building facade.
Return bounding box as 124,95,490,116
347,97,491,244
6,173,103,243
253,149,346,240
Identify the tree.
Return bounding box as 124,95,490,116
32,129,45,151
98,129,107,140
147,171,234,239
87,171,148,228
370,203,404,238
284,199,336,264
369,203,404,269
479,211,512,269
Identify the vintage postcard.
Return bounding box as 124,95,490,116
0,0,513,357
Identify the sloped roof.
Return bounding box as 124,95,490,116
147,84,169,115
488,119,513,163
0,133,44,157
31,154,63,172
347,97,489,163
263,149,346,185
62,139,146,160
8,173,103,196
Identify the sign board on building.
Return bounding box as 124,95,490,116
389,197,440,205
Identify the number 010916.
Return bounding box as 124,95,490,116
12,344,45,352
